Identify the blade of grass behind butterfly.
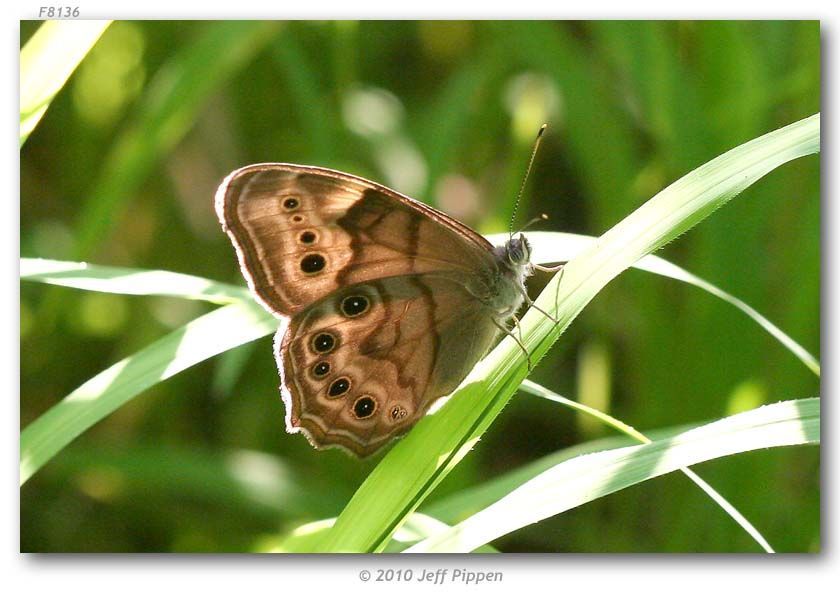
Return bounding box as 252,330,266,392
422,420,696,523
21,258,252,304
274,513,498,553
23,225,819,378
279,419,709,551
20,300,276,484
517,380,774,552
772,22,821,409
314,113,819,553
20,227,816,490
487,232,820,376
406,398,818,553
20,20,111,146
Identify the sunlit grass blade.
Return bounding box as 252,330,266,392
405,398,819,552
315,114,819,552
273,513,498,553
21,258,251,304
20,301,276,484
489,231,820,376
518,380,774,552
20,20,111,146
72,21,278,259
423,422,695,523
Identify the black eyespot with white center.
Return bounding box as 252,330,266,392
283,197,299,210
311,361,330,379
300,253,325,274
353,396,376,419
340,295,369,317
390,405,407,421
311,332,337,354
327,377,351,398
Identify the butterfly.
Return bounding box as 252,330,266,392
215,160,561,457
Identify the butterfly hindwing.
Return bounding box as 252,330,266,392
278,274,500,456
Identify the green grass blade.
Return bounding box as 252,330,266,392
28,221,818,379
519,380,774,552
20,20,111,146
405,398,819,552
21,258,252,304
315,114,819,553
274,513,498,553
489,231,820,376
423,422,696,523
20,301,276,484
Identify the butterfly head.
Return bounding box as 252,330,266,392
505,233,532,267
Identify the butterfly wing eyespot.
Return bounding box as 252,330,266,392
300,253,326,274
352,396,377,419
340,294,370,317
310,331,338,354
390,405,408,421
299,230,317,245
327,377,351,398
311,361,331,379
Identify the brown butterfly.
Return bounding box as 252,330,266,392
216,158,559,457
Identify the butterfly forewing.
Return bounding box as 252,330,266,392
216,163,495,316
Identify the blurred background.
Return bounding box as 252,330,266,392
20,21,819,552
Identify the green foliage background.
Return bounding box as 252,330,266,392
20,20,819,552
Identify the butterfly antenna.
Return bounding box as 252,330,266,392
509,123,548,239
521,213,549,232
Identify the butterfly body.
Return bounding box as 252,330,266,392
216,163,535,456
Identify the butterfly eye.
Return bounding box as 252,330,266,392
299,230,317,245
311,332,337,354
340,295,369,317
283,197,300,210
353,396,377,419
327,377,351,398
311,361,330,379
300,253,326,274
390,405,407,421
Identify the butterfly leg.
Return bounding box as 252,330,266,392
492,317,533,370
525,262,565,322
533,261,566,273
517,281,560,325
